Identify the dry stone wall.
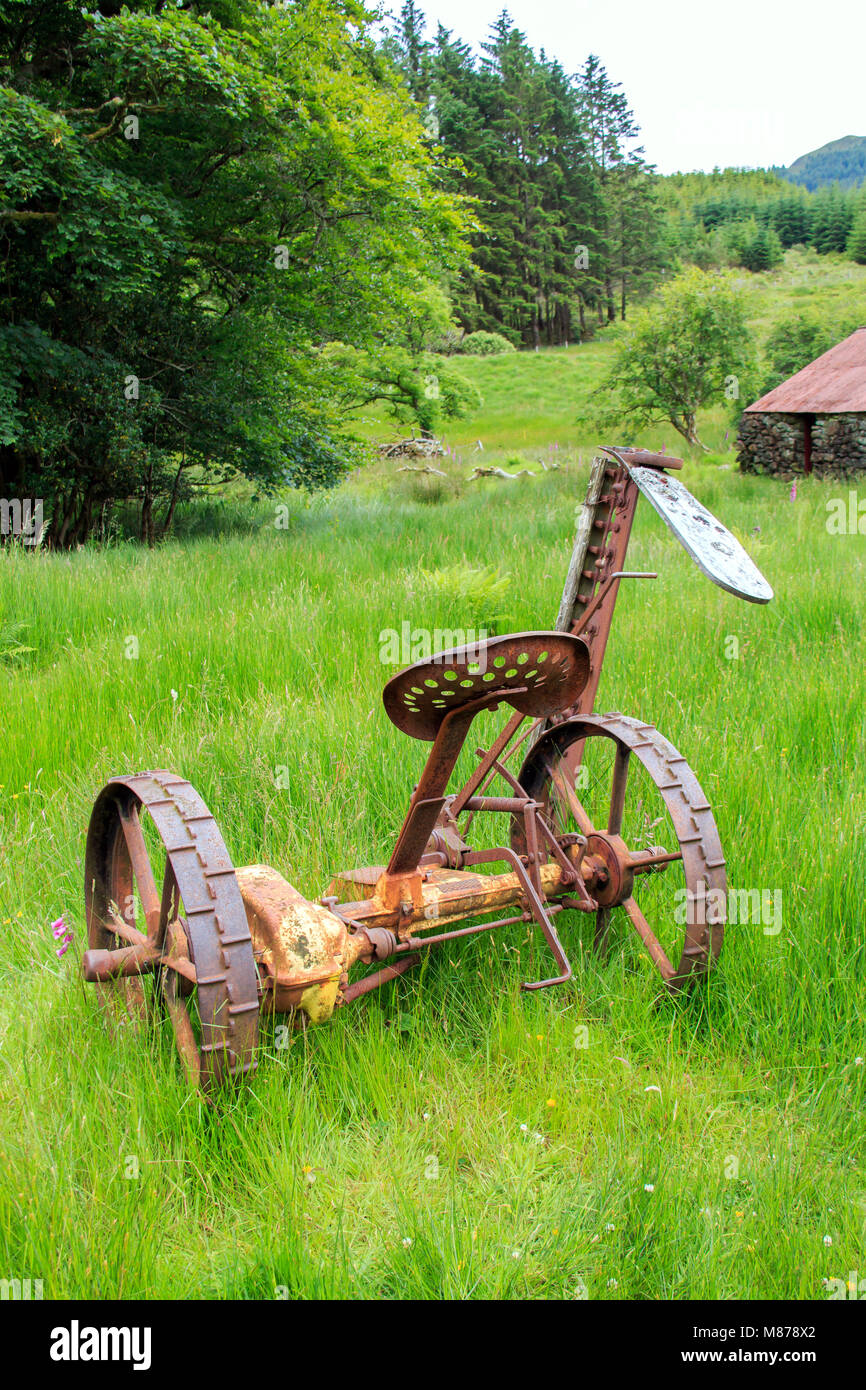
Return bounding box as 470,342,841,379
737,412,866,478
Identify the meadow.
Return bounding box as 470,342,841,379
0,250,864,1300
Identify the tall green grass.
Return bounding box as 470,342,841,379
1,442,863,1299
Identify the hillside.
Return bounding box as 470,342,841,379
359,249,866,456
781,135,866,191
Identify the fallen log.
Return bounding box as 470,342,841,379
397,464,448,477
377,434,445,459
468,466,535,480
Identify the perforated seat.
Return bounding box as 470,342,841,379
383,631,590,741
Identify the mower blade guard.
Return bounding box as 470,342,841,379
628,465,774,604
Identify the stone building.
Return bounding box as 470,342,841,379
738,326,866,479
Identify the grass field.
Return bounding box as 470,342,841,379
362,248,866,457
1,252,864,1301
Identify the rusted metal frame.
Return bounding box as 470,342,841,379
559,895,595,915
458,718,542,835
386,690,526,878
116,797,162,941
533,814,586,897
601,447,683,471
556,469,643,788
397,911,535,951
462,845,572,990
463,794,529,813
565,469,641,720
594,906,613,959
607,742,631,836
83,937,198,985
448,709,526,818
623,896,676,983
347,900,575,997
453,706,561,834
629,848,683,872
102,913,147,948
328,862,564,932
446,630,592,834
540,750,594,838
514,714,727,987
340,953,421,1004
489,755,530,799
571,570,657,643
521,800,544,897
84,771,260,1085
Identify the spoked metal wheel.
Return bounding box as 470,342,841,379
84,771,260,1089
511,714,727,989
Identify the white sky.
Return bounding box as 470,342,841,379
390,0,866,174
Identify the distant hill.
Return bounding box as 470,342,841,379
780,136,866,191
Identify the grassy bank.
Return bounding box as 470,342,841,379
1,441,863,1298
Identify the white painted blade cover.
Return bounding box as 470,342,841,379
629,466,774,604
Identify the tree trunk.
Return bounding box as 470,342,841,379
672,414,709,453
141,465,155,546
160,462,185,538
54,491,77,549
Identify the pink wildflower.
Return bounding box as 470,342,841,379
51,914,73,959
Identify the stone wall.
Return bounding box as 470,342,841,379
812,414,866,476
737,412,803,476
737,411,866,479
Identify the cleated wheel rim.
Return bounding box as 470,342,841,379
85,771,259,1089
511,714,727,990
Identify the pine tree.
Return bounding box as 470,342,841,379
848,207,866,264
430,13,601,345
390,1,431,104
387,15,659,344
574,55,653,324
610,160,668,318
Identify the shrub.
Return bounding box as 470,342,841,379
408,562,512,634
460,332,517,356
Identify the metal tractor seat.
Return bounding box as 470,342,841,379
383,631,591,741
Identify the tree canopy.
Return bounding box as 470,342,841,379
586,268,756,451
386,11,667,346
0,0,475,543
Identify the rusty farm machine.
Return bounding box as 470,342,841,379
82,447,773,1089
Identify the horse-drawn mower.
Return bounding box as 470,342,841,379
82,447,773,1090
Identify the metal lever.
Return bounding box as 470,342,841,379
574,571,657,635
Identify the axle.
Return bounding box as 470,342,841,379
83,835,673,1024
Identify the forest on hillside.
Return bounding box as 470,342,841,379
2,0,866,545
781,134,866,192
